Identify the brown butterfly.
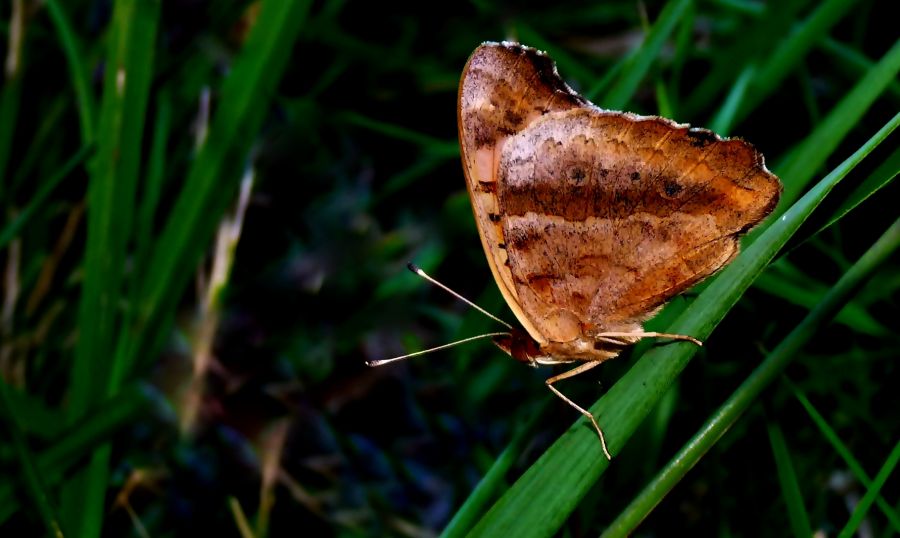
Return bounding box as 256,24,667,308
459,41,780,457
373,42,781,460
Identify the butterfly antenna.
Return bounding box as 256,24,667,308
367,332,510,366
407,262,513,329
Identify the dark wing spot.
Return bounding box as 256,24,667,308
630,171,641,181
488,212,501,222
664,181,683,197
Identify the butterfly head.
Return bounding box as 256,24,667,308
492,329,543,366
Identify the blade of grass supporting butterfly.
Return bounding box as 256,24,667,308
62,1,160,536
600,0,692,110
785,379,900,531
767,419,814,538
838,441,900,538
0,381,65,537
466,111,900,537
601,216,900,536
109,1,311,387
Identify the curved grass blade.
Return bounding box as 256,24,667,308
467,111,900,538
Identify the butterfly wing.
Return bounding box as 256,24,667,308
459,42,781,346
498,108,780,339
458,42,586,344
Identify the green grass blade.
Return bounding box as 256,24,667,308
441,402,550,538
735,0,858,125
812,145,900,240
767,419,813,538
0,144,92,250
708,64,756,135
601,215,900,536
0,385,157,525
838,440,900,538
45,0,96,143
786,379,900,532
468,112,900,538
601,0,692,110
775,37,900,210
111,0,311,388
0,381,66,537
64,1,160,535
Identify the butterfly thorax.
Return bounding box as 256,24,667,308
493,327,626,366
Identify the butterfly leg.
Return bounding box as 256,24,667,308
545,361,612,460
596,331,703,347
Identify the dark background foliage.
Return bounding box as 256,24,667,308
0,0,898,536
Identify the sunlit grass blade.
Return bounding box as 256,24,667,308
837,440,900,538
785,379,900,532
767,419,813,538
467,111,900,538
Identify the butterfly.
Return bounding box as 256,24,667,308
455,42,782,458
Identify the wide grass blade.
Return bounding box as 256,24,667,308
63,1,160,535
466,111,900,537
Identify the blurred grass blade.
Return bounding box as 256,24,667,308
110,0,310,391
786,379,900,531
0,381,66,537
601,0,692,110
774,38,900,210
468,111,900,538
0,384,157,525
735,0,858,125
602,215,900,536
341,111,458,157
708,64,756,135
64,1,160,536
0,144,92,250
45,0,96,143
767,419,813,538
837,440,900,538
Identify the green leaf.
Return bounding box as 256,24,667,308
767,419,813,538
